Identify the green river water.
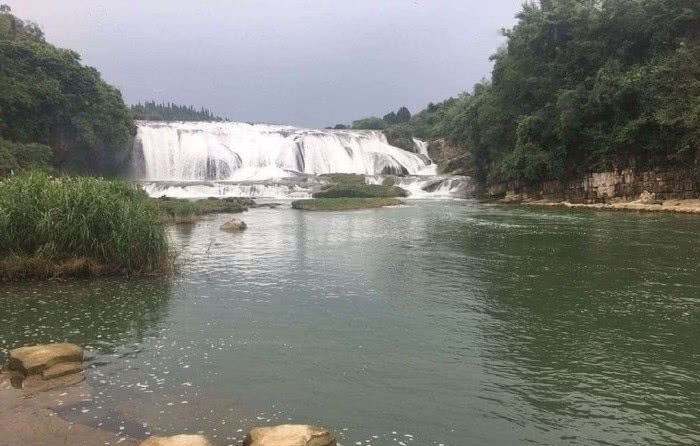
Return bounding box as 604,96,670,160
1,201,699,445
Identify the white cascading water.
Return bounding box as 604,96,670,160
136,121,435,180
135,121,471,199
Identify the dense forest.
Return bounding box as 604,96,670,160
0,6,226,176
0,5,133,175
131,101,226,122
362,0,700,185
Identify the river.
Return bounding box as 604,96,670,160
1,201,699,445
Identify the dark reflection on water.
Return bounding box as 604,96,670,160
1,202,700,445
0,278,172,360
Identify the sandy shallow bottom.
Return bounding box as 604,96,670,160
0,374,139,446
513,198,700,214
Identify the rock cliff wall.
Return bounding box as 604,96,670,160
486,169,700,203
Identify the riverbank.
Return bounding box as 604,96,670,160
0,173,172,281
502,197,700,214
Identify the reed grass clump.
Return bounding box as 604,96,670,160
155,196,254,224
312,184,408,199
0,172,171,280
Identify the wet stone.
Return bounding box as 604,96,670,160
8,343,83,376
139,434,214,446
243,424,337,446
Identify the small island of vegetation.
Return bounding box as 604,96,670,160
292,174,406,211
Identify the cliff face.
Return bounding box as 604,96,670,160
427,139,474,176
485,168,700,203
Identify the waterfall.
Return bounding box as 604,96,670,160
134,121,472,199
135,121,436,181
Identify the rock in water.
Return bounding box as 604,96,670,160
140,435,214,446
8,343,83,376
243,424,336,446
220,218,248,232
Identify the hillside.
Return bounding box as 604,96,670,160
355,0,700,187
0,5,133,175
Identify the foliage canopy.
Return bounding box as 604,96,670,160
0,5,134,175
367,0,700,185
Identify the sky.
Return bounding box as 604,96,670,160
12,0,522,128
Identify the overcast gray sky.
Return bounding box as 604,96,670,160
12,0,522,127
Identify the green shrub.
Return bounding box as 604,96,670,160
292,198,401,211
155,196,253,223
319,173,366,185
352,117,387,130
382,176,396,187
313,184,408,199
0,172,170,279
0,139,53,175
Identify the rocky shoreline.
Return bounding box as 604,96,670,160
496,195,700,215
1,343,337,446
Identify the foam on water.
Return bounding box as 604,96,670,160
365,175,472,199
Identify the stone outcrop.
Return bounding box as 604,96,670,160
8,343,83,376
636,190,663,205
5,343,84,391
243,424,336,446
220,218,247,232
139,434,214,446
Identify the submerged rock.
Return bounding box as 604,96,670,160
220,218,248,232
243,424,336,446
8,343,83,376
140,434,214,446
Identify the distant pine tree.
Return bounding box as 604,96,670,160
130,101,227,121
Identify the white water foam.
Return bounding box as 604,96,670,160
365,175,472,199
134,121,471,199
135,121,436,181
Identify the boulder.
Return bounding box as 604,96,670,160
220,218,247,232
243,424,336,446
42,362,83,380
140,434,214,446
637,190,663,205
8,343,82,376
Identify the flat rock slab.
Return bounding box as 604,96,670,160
22,372,85,394
8,343,83,375
42,361,83,380
140,434,214,446
244,424,336,446
0,375,139,446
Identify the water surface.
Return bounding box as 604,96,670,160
1,202,699,445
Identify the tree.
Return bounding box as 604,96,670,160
386,0,700,185
130,101,226,122
396,106,411,123
0,7,133,174
352,117,387,130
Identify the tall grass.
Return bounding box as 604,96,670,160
156,196,253,224
0,172,171,279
